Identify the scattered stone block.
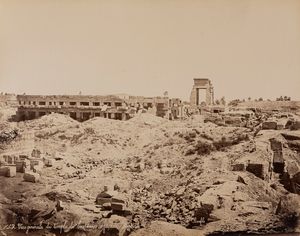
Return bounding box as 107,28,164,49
97,197,111,206
6,165,16,177
23,171,40,183
232,163,245,171
0,166,8,176
96,189,128,214
15,161,25,173
96,190,116,205
276,123,285,130
112,195,126,204
102,202,112,210
112,202,125,211
224,116,243,127
273,151,284,174
100,215,129,236
290,120,300,130
262,121,277,130
269,138,283,151
246,163,264,179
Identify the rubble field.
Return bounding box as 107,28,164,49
0,110,299,236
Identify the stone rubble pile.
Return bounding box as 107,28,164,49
131,184,215,228
0,129,18,143
0,111,299,235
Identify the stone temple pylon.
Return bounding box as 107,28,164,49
189,78,214,107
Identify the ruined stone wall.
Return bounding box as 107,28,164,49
0,94,17,107
16,95,176,122
16,95,169,107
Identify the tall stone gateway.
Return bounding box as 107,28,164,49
190,78,214,106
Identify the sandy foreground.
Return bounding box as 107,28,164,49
0,111,299,236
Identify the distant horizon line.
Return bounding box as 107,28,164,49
1,92,299,103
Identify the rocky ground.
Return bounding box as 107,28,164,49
0,109,299,236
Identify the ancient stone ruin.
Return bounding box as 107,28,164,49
189,78,214,107
16,94,183,122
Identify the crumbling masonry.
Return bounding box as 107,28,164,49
16,95,183,122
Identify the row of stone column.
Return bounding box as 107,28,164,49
19,110,128,121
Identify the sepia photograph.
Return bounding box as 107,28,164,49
0,0,299,235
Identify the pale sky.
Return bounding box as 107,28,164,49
0,0,299,101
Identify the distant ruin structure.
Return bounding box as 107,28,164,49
190,78,214,106
16,95,183,122
0,93,17,107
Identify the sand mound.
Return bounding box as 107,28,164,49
38,113,78,125
25,113,78,130
128,113,167,127
83,117,120,127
